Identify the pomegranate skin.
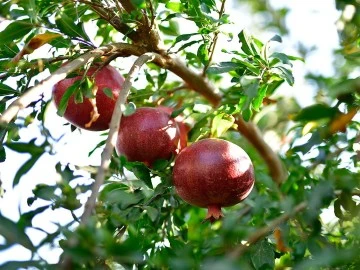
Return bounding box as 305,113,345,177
116,107,183,166
157,106,189,150
173,138,255,220
53,65,124,131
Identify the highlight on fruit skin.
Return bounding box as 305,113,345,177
172,138,255,223
52,64,124,131
116,107,187,167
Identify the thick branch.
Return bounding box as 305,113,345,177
235,116,287,184
81,52,156,223
229,201,307,259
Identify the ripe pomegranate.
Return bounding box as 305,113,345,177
53,64,124,131
172,138,255,222
116,107,186,166
157,106,189,150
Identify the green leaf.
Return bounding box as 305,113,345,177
0,260,44,270
274,66,294,86
123,102,136,116
166,2,183,12
211,113,235,138
329,77,360,98
269,34,282,43
197,43,209,66
238,30,254,55
0,83,18,96
127,163,153,189
5,140,45,155
234,59,260,75
0,145,6,162
206,62,239,74
103,87,114,100
158,71,167,90
252,84,267,111
144,206,159,222
32,184,58,201
13,154,42,187
293,104,338,121
105,189,145,209
0,20,33,45
240,76,260,119
0,214,35,251
57,80,81,116
250,240,275,270
131,0,146,8
55,10,89,41
270,52,293,67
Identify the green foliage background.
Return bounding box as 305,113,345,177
0,0,359,269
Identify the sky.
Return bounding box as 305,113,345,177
0,0,343,265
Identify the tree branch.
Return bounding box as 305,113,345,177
81,52,156,223
235,116,287,184
228,201,307,259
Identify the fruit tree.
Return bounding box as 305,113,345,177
0,0,359,269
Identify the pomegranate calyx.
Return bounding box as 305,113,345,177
205,205,224,223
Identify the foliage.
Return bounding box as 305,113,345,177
0,0,359,269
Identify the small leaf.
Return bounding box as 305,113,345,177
103,87,114,100
235,59,260,75
166,2,183,12
55,10,89,41
131,0,146,8
5,140,45,155
206,62,239,74
250,239,275,270
13,154,42,187
269,34,282,43
0,83,19,96
197,44,209,66
129,163,153,189
292,104,338,122
0,20,33,45
270,52,293,67
0,145,6,162
274,66,294,86
57,80,81,116
144,206,159,222
158,71,167,90
123,102,136,116
211,113,235,138
238,30,253,55
0,214,35,251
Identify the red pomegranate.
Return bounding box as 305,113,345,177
172,138,255,222
157,106,189,150
53,64,124,131
116,107,185,166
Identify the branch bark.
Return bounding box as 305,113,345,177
235,116,287,184
81,52,156,223
228,201,308,259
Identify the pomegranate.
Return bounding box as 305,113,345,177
157,106,189,150
172,138,255,222
53,64,124,131
116,107,185,166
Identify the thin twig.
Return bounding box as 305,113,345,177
228,201,308,259
202,0,227,76
235,116,287,184
81,52,156,223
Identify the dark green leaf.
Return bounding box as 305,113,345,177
144,206,159,222
275,66,294,86
5,140,46,155
0,83,18,96
103,87,114,99
269,34,282,43
270,52,293,67
32,184,58,201
57,80,81,116
0,145,5,162
0,260,44,270
158,71,167,90
235,59,260,75
293,104,338,121
329,77,360,98
0,214,35,251
0,20,33,45
132,164,153,189
251,240,275,270
130,0,146,8
55,11,89,41
13,154,42,187
105,189,145,209
238,30,254,55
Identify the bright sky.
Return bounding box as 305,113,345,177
0,0,342,264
